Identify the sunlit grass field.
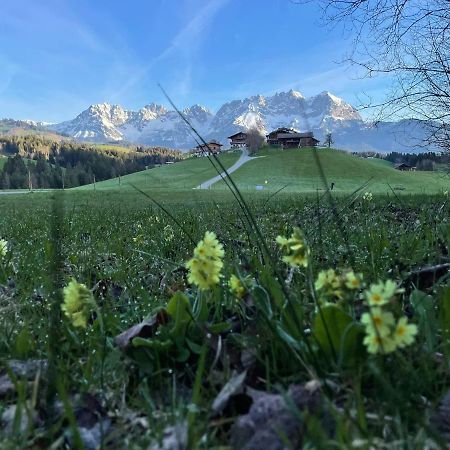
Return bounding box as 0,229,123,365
211,148,449,194
76,151,240,191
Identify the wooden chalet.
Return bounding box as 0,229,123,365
394,163,416,171
228,131,247,148
266,128,319,148
193,140,223,156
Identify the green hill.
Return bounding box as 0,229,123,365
75,147,449,195
211,148,449,194
76,151,241,191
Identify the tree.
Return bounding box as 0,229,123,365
245,128,266,155
324,132,333,148
301,0,450,152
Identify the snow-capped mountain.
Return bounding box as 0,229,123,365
47,90,434,153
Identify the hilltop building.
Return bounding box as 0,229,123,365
192,140,223,156
267,128,319,148
228,131,248,148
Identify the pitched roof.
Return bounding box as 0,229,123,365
227,131,247,139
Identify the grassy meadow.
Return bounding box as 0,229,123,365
211,148,450,194
81,148,450,196
0,148,450,448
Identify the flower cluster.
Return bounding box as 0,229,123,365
229,275,245,298
186,231,224,290
365,280,403,307
228,274,252,299
361,280,417,354
276,228,309,268
315,269,363,300
362,192,373,201
61,279,96,328
0,239,8,259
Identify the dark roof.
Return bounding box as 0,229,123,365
227,131,247,139
195,140,223,150
394,163,413,168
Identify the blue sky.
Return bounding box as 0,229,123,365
0,0,390,122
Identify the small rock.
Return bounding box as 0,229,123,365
431,391,450,441
229,384,327,450
0,359,47,398
1,404,35,434
148,422,188,450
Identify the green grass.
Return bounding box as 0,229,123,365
0,155,6,170
211,147,449,194
76,151,240,191
1,148,450,448
0,190,449,448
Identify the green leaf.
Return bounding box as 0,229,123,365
259,266,285,310
14,328,35,359
410,290,437,352
440,286,450,354
175,345,190,362
313,305,365,367
208,322,231,334
132,337,172,352
167,291,192,337
186,338,203,355
281,299,304,340
252,285,273,319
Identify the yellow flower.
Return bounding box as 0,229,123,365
393,317,417,348
186,231,224,290
61,279,95,329
362,192,373,201
363,332,397,354
276,228,309,268
344,271,363,290
361,307,395,337
229,275,246,299
315,269,340,291
0,239,8,259
365,280,403,307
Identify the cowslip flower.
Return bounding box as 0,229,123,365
393,317,417,348
276,228,309,268
344,270,363,290
0,239,8,259
229,274,247,299
314,269,343,299
61,279,95,328
363,192,373,201
186,231,224,290
363,332,396,354
361,307,395,337
365,280,403,307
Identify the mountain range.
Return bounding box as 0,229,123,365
32,90,436,153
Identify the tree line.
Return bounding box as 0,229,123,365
0,135,182,189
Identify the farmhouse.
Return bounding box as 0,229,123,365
267,128,319,148
394,163,416,171
193,140,223,156
228,131,247,148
